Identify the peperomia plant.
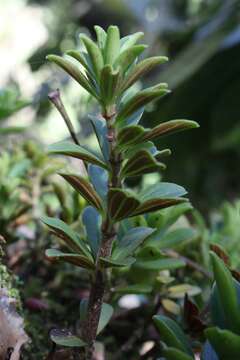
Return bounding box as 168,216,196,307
44,25,199,359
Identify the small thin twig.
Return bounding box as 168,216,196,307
48,89,80,146
48,89,88,173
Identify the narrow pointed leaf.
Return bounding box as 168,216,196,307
88,165,108,200
100,65,120,105
99,256,136,268
120,56,168,92
80,300,113,335
80,34,104,79
48,141,108,169
108,188,140,221
163,348,193,360
46,55,96,97
41,216,91,258
115,284,153,294
120,150,166,178
120,32,144,52
89,114,110,161
82,206,101,259
153,315,194,356
147,227,198,249
135,247,185,270
123,141,157,159
205,327,240,358
115,45,147,73
94,25,107,51
117,125,146,148
66,50,91,73
210,252,240,333
113,227,154,260
132,198,188,216
60,173,103,211
131,182,188,216
45,249,95,269
140,182,187,201
144,120,199,142
116,86,170,124
104,25,120,64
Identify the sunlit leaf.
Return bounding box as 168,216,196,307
80,34,104,79
104,25,120,65
46,55,97,97
120,56,168,93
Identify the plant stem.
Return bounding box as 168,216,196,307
48,89,80,146
83,106,121,359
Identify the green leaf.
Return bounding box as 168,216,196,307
50,329,86,348
135,246,185,270
122,140,157,159
80,34,104,79
0,126,26,135
94,25,107,51
168,284,201,298
99,256,136,268
100,65,120,105
132,198,188,216
89,114,110,161
104,25,120,65
88,165,108,200
48,141,108,169
66,50,91,73
41,216,91,258
0,88,29,120
144,120,199,142
205,327,240,359
140,182,187,201
210,252,240,333
60,173,103,211
114,284,153,294
45,249,95,269
153,315,194,356
116,125,146,148
113,227,155,260
120,32,144,52
80,300,113,335
115,45,147,73
147,228,198,249
163,348,194,360
120,150,166,179
108,188,140,221
82,206,101,259
120,56,168,93
116,85,170,124
46,55,97,97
